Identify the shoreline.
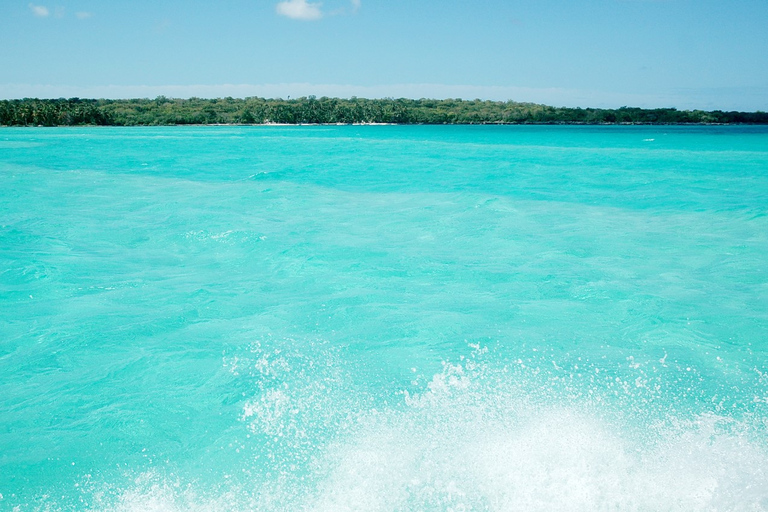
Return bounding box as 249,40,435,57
1,121,760,127
3,97,767,127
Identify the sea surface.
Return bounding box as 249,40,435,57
1,125,768,511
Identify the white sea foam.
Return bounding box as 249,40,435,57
303,360,768,511
91,348,768,512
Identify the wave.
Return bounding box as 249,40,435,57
71,343,768,512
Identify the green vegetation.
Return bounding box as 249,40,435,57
1,96,767,126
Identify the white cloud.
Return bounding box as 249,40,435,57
276,0,323,20
76,11,93,19
29,3,49,17
351,0,361,12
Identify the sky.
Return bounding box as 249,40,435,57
1,0,767,110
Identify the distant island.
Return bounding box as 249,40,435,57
1,97,767,126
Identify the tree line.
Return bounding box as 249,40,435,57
1,96,767,126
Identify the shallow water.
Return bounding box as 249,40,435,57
1,125,767,511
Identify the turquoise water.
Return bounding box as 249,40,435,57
2,125,768,511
